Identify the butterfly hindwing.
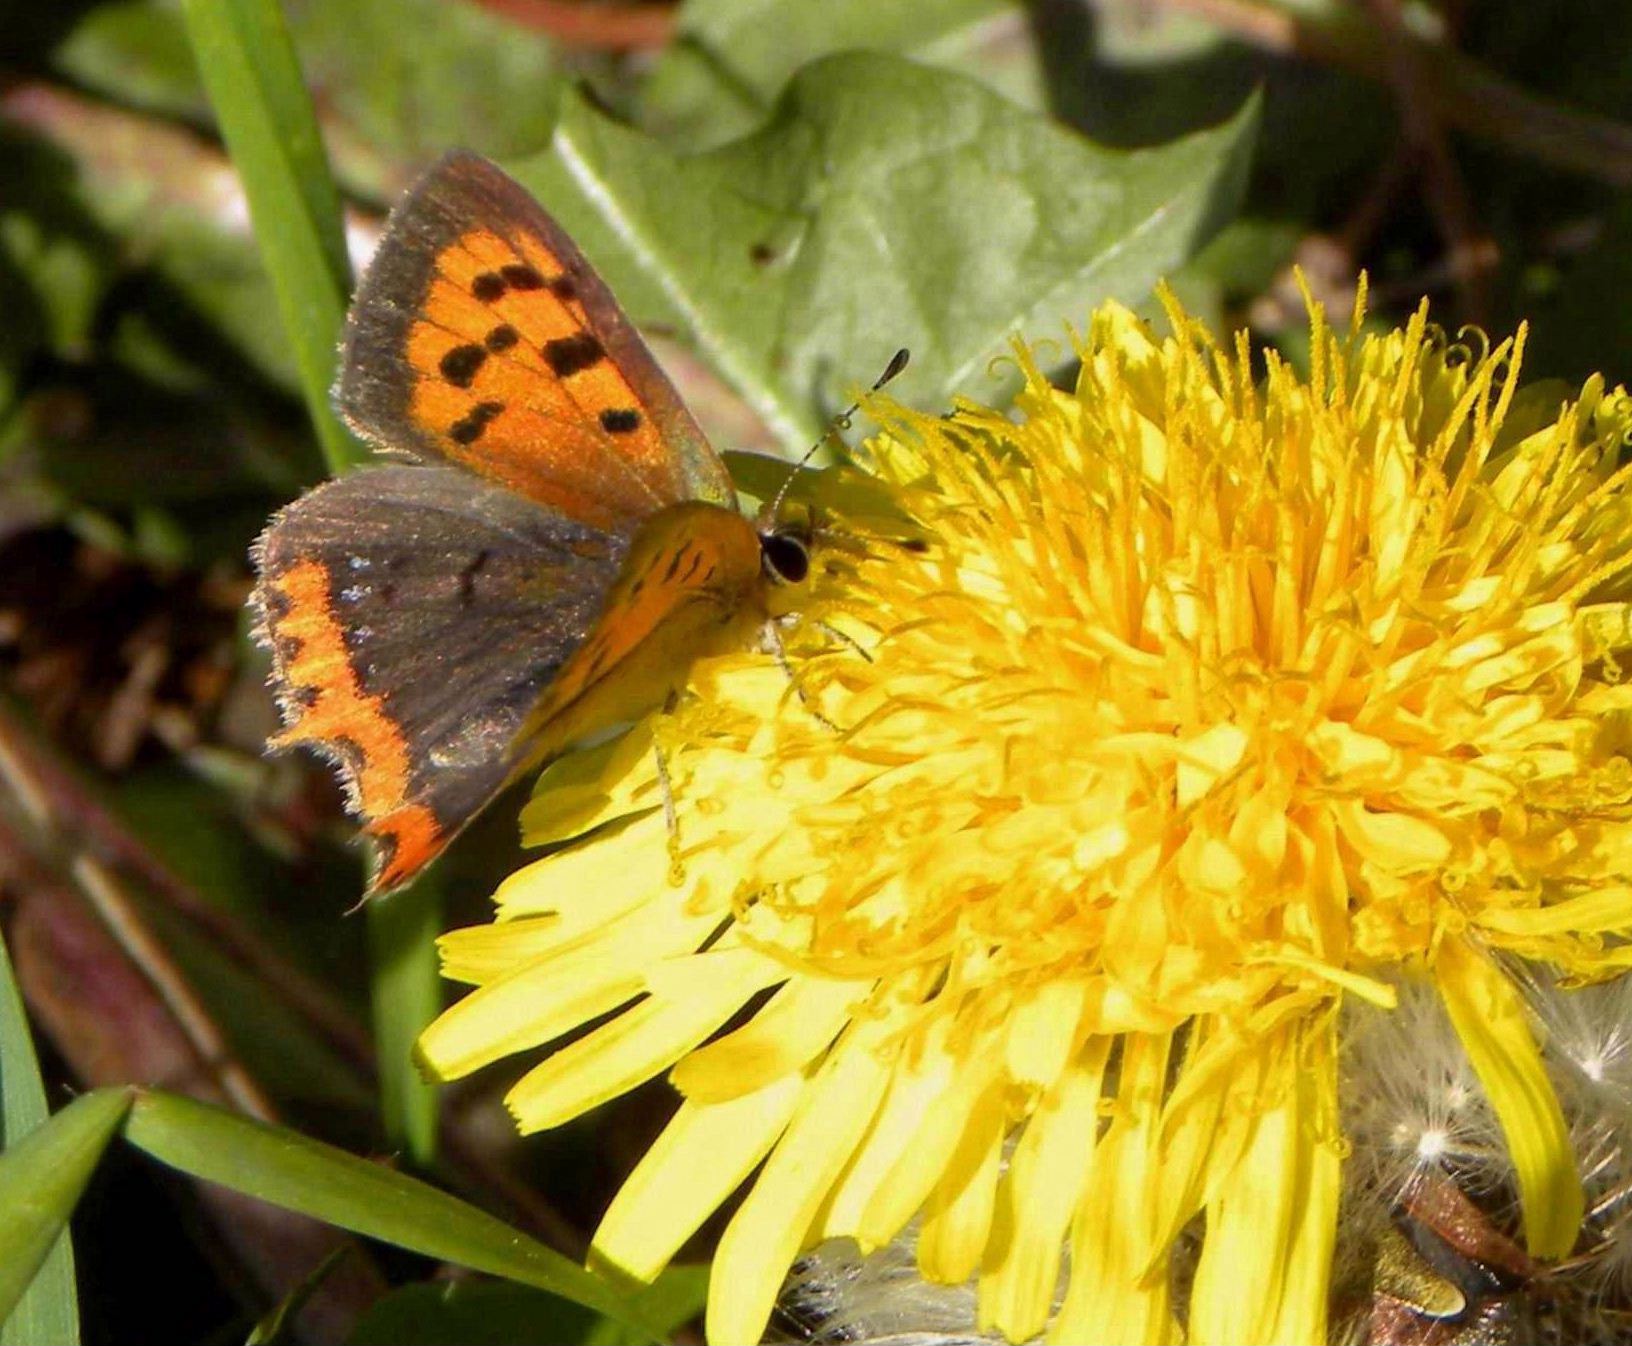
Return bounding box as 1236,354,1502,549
336,150,735,533
253,464,628,891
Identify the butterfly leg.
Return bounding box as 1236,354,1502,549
653,690,684,877
653,738,678,840
814,619,874,664
761,619,839,732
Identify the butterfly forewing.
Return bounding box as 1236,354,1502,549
336,150,736,533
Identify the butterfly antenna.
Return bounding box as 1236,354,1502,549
766,348,910,523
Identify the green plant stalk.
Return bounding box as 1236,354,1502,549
179,0,363,473
369,881,442,1165
179,0,441,1157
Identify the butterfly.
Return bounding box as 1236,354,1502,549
251,150,823,895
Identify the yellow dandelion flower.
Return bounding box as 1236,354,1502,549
419,283,1632,1345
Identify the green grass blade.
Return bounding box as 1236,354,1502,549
0,1088,132,1331
123,1091,659,1339
368,880,442,1165
180,0,443,1144
178,0,363,473
0,931,80,1346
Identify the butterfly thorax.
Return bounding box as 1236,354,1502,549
519,501,765,764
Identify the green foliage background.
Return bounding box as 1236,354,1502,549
0,1,1627,1342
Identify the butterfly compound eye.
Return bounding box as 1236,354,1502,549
760,530,811,585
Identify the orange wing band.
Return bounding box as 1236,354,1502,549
263,558,443,892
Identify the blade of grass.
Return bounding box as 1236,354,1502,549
0,931,80,1346
123,1091,660,1339
180,0,442,1153
368,879,442,1165
0,1088,133,1330
178,0,363,474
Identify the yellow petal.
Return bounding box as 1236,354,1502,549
1147,1019,1268,1262
672,974,868,1103
1187,1025,1339,1344
858,1044,1000,1249
1050,1033,1175,1346
591,1073,802,1283
1474,886,1632,937
493,812,669,919
917,1082,1005,1284
1175,723,1249,806
1435,937,1583,1258
436,915,566,985
419,901,712,1080
520,722,658,846
1332,799,1451,871
979,1038,1109,1342
505,947,788,1132
706,1026,893,1346
495,809,742,921
1004,977,1087,1090
815,1019,957,1244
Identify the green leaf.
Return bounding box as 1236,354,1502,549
179,0,362,472
122,1092,654,1337
367,881,442,1166
53,0,563,202
53,1,209,123
0,931,80,1346
0,1088,132,1332
282,0,564,196
516,52,1258,453
642,0,1045,148
347,1266,707,1346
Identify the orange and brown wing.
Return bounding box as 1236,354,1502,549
336,150,735,534
252,465,627,893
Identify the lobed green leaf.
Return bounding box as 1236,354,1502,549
514,51,1258,453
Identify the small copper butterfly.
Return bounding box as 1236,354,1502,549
251,151,817,894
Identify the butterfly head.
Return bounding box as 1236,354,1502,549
753,347,909,588
759,518,812,586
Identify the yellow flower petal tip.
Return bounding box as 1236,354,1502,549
422,287,1632,1344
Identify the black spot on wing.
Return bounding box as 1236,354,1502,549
544,332,604,378
500,263,544,290
450,400,504,445
485,324,519,353
440,344,487,388
547,275,576,301
458,550,492,604
599,408,641,434
472,272,505,302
